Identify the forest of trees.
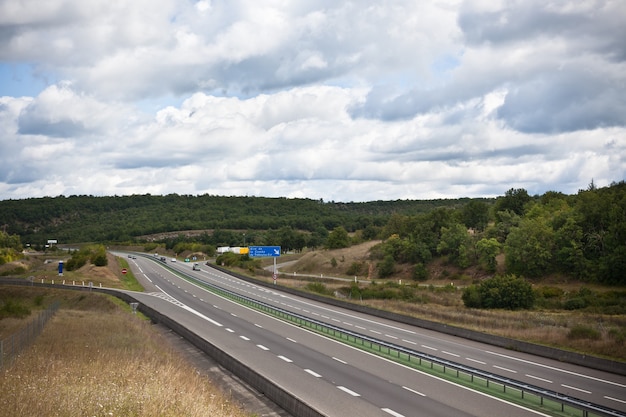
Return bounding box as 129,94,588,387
0,194,475,244
1,181,625,285
370,182,626,285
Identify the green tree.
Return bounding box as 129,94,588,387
461,200,490,231
553,216,587,279
437,223,471,268
504,218,554,278
326,226,350,249
494,188,532,217
476,238,501,272
91,245,108,267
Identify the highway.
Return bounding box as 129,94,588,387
122,254,626,416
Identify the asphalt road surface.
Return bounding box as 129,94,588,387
120,254,626,416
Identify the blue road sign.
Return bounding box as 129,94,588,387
248,246,281,257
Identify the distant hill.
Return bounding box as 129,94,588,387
0,194,488,244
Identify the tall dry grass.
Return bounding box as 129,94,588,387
269,276,626,362
0,296,250,417
363,298,626,361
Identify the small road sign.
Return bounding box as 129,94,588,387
121,268,127,275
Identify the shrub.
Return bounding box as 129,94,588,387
377,255,395,278
536,286,564,299
0,266,26,276
346,261,366,276
462,274,535,310
608,328,626,343
567,325,601,340
412,263,428,281
305,282,330,295
216,252,240,267
0,299,31,319
462,286,481,308
92,252,108,267
564,298,587,310
34,294,45,306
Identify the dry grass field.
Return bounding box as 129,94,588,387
0,288,251,417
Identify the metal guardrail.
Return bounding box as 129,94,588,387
180,269,624,417
0,301,60,370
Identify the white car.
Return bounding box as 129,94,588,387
171,258,176,262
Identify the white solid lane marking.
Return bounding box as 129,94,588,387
493,365,517,373
561,384,591,394
605,396,626,404
337,386,360,396
526,374,553,384
403,386,426,397
382,408,405,417
304,369,322,378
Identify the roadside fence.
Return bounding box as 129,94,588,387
0,301,60,370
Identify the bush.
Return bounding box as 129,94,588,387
216,252,240,267
567,325,601,340
0,266,26,276
564,297,588,310
462,286,481,308
92,252,108,267
346,261,366,276
462,274,535,310
608,328,626,343
305,282,330,295
412,263,428,281
377,255,395,278
0,299,31,319
536,286,564,299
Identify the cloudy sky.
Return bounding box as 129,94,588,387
1,0,625,203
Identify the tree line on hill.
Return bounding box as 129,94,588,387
0,194,471,244
1,180,625,286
